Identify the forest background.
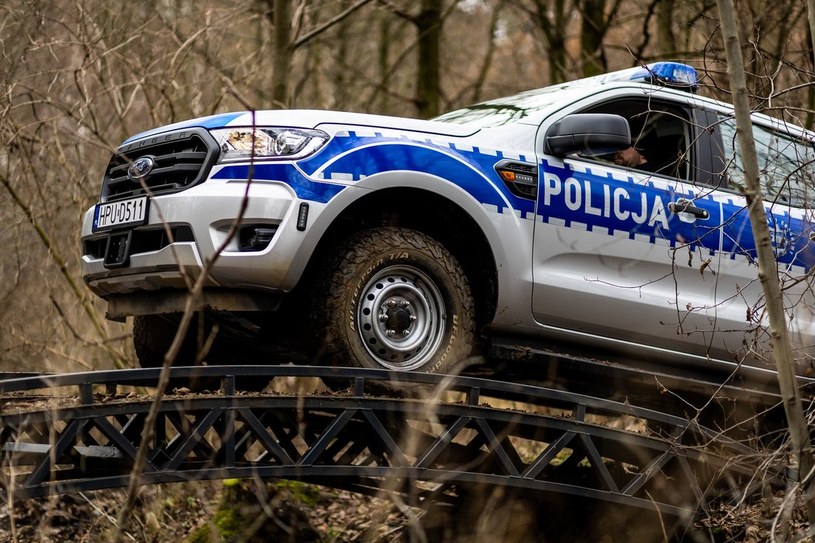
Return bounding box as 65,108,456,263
1,1,815,540
2,0,814,375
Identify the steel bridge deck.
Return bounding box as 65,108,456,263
0,365,775,524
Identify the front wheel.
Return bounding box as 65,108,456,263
316,228,476,379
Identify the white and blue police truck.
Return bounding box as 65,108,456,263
80,63,815,390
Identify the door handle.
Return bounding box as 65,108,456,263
669,199,709,219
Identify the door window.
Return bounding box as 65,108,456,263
718,118,815,208
582,99,692,181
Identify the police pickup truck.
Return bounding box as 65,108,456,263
80,62,815,391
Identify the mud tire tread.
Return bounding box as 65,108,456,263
313,227,475,389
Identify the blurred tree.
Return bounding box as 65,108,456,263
272,0,293,107
717,0,815,535
379,0,449,117
579,0,622,76
468,0,505,103
511,0,574,83
416,0,443,117
656,0,677,54
3,0,815,393
5,0,815,539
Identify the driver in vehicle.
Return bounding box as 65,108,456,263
614,141,666,174
614,145,649,169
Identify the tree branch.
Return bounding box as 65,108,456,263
292,0,377,50
377,0,417,23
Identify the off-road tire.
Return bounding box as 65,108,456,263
315,227,475,388
133,314,190,368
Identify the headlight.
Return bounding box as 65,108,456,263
210,127,329,162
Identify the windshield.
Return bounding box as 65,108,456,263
433,85,578,128
435,63,697,129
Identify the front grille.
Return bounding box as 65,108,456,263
101,128,219,202
83,225,195,259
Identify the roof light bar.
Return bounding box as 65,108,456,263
591,62,699,92
627,62,698,91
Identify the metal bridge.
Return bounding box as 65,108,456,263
0,364,777,533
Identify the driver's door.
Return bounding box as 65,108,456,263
531,97,746,364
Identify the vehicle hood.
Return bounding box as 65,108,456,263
122,109,480,144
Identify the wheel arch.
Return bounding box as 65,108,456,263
299,183,500,332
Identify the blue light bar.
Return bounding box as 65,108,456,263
590,62,698,92
628,62,698,91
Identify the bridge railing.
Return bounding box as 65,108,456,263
0,365,781,527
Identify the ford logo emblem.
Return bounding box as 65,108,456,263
127,156,155,181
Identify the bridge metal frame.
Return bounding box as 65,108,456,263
0,365,772,522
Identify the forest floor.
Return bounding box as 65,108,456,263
0,481,410,543
0,478,807,542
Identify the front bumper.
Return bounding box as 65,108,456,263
81,178,304,302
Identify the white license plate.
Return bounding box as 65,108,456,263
93,197,149,231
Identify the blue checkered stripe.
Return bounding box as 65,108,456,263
537,158,815,273
296,129,537,218
717,193,813,274
213,128,814,274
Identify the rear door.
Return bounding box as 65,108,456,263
710,112,815,373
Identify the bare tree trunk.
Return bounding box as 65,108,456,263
470,1,503,103
808,0,815,127
717,0,815,528
378,0,446,117
579,0,622,76
524,0,571,83
297,16,324,108
378,9,392,113
415,0,442,117
580,0,608,76
272,0,292,108
332,0,351,109
656,0,677,55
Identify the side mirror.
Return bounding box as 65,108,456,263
545,113,631,157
